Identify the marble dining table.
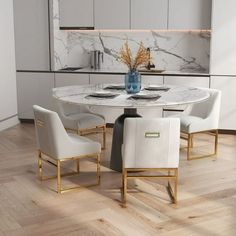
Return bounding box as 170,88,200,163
53,84,210,172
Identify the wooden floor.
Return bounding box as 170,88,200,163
0,123,236,236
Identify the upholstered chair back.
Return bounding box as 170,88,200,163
33,105,71,159
56,100,90,116
122,118,180,169
186,88,221,130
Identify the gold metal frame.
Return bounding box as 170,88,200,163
66,124,106,150
181,129,218,160
121,168,178,206
38,150,101,194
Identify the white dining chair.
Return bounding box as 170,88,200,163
172,88,221,160
55,101,106,149
33,105,101,194
122,118,180,206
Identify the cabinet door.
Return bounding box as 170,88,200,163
168,0,212,29
131,0,168,29
142,75,164,85
13,0,50,70
211,76,236,130
16,72,54,119
55,73,89,87
164,76,210,87
0,0,18,131
210,0,236,75
59,0,94,28
89,74,124,84
94,0,130,29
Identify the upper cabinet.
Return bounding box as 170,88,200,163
210,0,236,75
59,0,94,29
59,0,211,30
131,0,168,29
94,0,130,29
168,0,212,29
13,0,50,70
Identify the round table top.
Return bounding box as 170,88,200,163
52,84,210,109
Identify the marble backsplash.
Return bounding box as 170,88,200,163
53,1,210,73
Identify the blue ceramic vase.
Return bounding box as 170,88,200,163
125,69,141,94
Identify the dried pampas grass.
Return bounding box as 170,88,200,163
118,41,150,70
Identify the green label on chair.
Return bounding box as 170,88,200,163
145,132,160,138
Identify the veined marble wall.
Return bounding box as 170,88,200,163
53,0,210,73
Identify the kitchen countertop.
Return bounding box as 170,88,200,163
17,67,210,77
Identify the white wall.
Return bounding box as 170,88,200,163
0,0,18,131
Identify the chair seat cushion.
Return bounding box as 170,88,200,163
180,115,204,133
57,133,101,159
170,114,204,133
63,113,105,130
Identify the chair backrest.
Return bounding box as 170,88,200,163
33,105,70,159
186,88,221,128
55,99,90,117
122,118,180,169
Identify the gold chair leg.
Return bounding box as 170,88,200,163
185,130,219,160
57,160,61,194
190,134,193,148
174,169,178,203
38,151,42,180
167,169,178,204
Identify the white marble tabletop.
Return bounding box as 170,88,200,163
52,84,210,109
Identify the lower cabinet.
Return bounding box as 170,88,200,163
54,73,89,87
17,72,54,119
210,76,236,130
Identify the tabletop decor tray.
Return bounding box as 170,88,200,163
86,92,119,98
128,94,161,100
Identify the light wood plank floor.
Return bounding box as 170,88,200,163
0,123,236,236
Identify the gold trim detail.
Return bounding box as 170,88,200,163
121,168,178,207
38,151,101,194
145,132,160,138
181,129,218,160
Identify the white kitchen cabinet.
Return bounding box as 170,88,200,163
168,0,212,29
59,0,94,28
94,0,130,29
16,72,54,119
55,73,89,87
210,76,236,130
210,0,236,75
0,0,18,131
164,76,210,88
142,75,164,85
131,0,168,29
13,0,50,70
89,74,124,84
163,76,210,116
